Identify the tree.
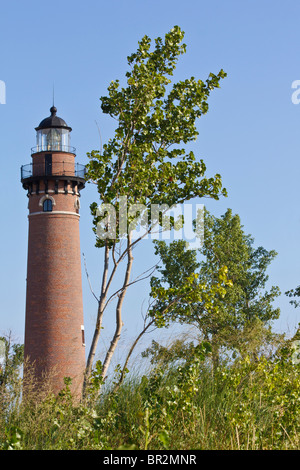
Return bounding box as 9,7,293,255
149,208,281,368
285,286,300,345
285,285,300,309
83,26,227,392
0,333,23,387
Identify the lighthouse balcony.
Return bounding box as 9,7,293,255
31,144,76,154
21,161,86,180
20,161,87,192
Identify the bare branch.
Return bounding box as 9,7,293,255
83,253,99,303
112,317,156,393
95,120,103,155
103,263,158,311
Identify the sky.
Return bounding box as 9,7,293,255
0,0,299,368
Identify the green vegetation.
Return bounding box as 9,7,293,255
83,25,227,388
0,335,299,450
148,209,281,364
1,26,299,451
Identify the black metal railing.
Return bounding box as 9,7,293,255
21,162,87,181
31,145,76,154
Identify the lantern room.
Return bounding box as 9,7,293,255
35,106,73,153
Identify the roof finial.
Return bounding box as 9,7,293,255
50,84,57,115
50,105,57,116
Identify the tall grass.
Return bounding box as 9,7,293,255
0,352,299,450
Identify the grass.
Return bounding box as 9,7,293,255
0,350,299,450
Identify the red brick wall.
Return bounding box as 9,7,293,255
32,151,75,177
24,152,86,397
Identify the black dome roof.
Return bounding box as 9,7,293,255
35,106,72,131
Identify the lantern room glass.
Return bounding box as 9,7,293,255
36,128,70,152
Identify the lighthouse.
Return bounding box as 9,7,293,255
21,106,86,396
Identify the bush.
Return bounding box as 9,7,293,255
0,343,299,449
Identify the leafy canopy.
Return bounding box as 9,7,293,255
86,26,227,246
149,209,281,356
149,239,232,329
199,208,281,331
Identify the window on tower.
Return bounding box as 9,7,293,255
81,325,85,346
43,199,53,212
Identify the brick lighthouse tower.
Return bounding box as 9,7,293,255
21,106,86,396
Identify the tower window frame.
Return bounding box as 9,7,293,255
45,153,52,176
39,195,56,211
81,325,85,346
43,198,53,212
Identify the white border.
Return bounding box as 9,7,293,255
28,211,80,217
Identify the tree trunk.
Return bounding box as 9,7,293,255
101,234,133,380
83,243,110,395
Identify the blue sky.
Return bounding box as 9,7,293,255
0,0,299,363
